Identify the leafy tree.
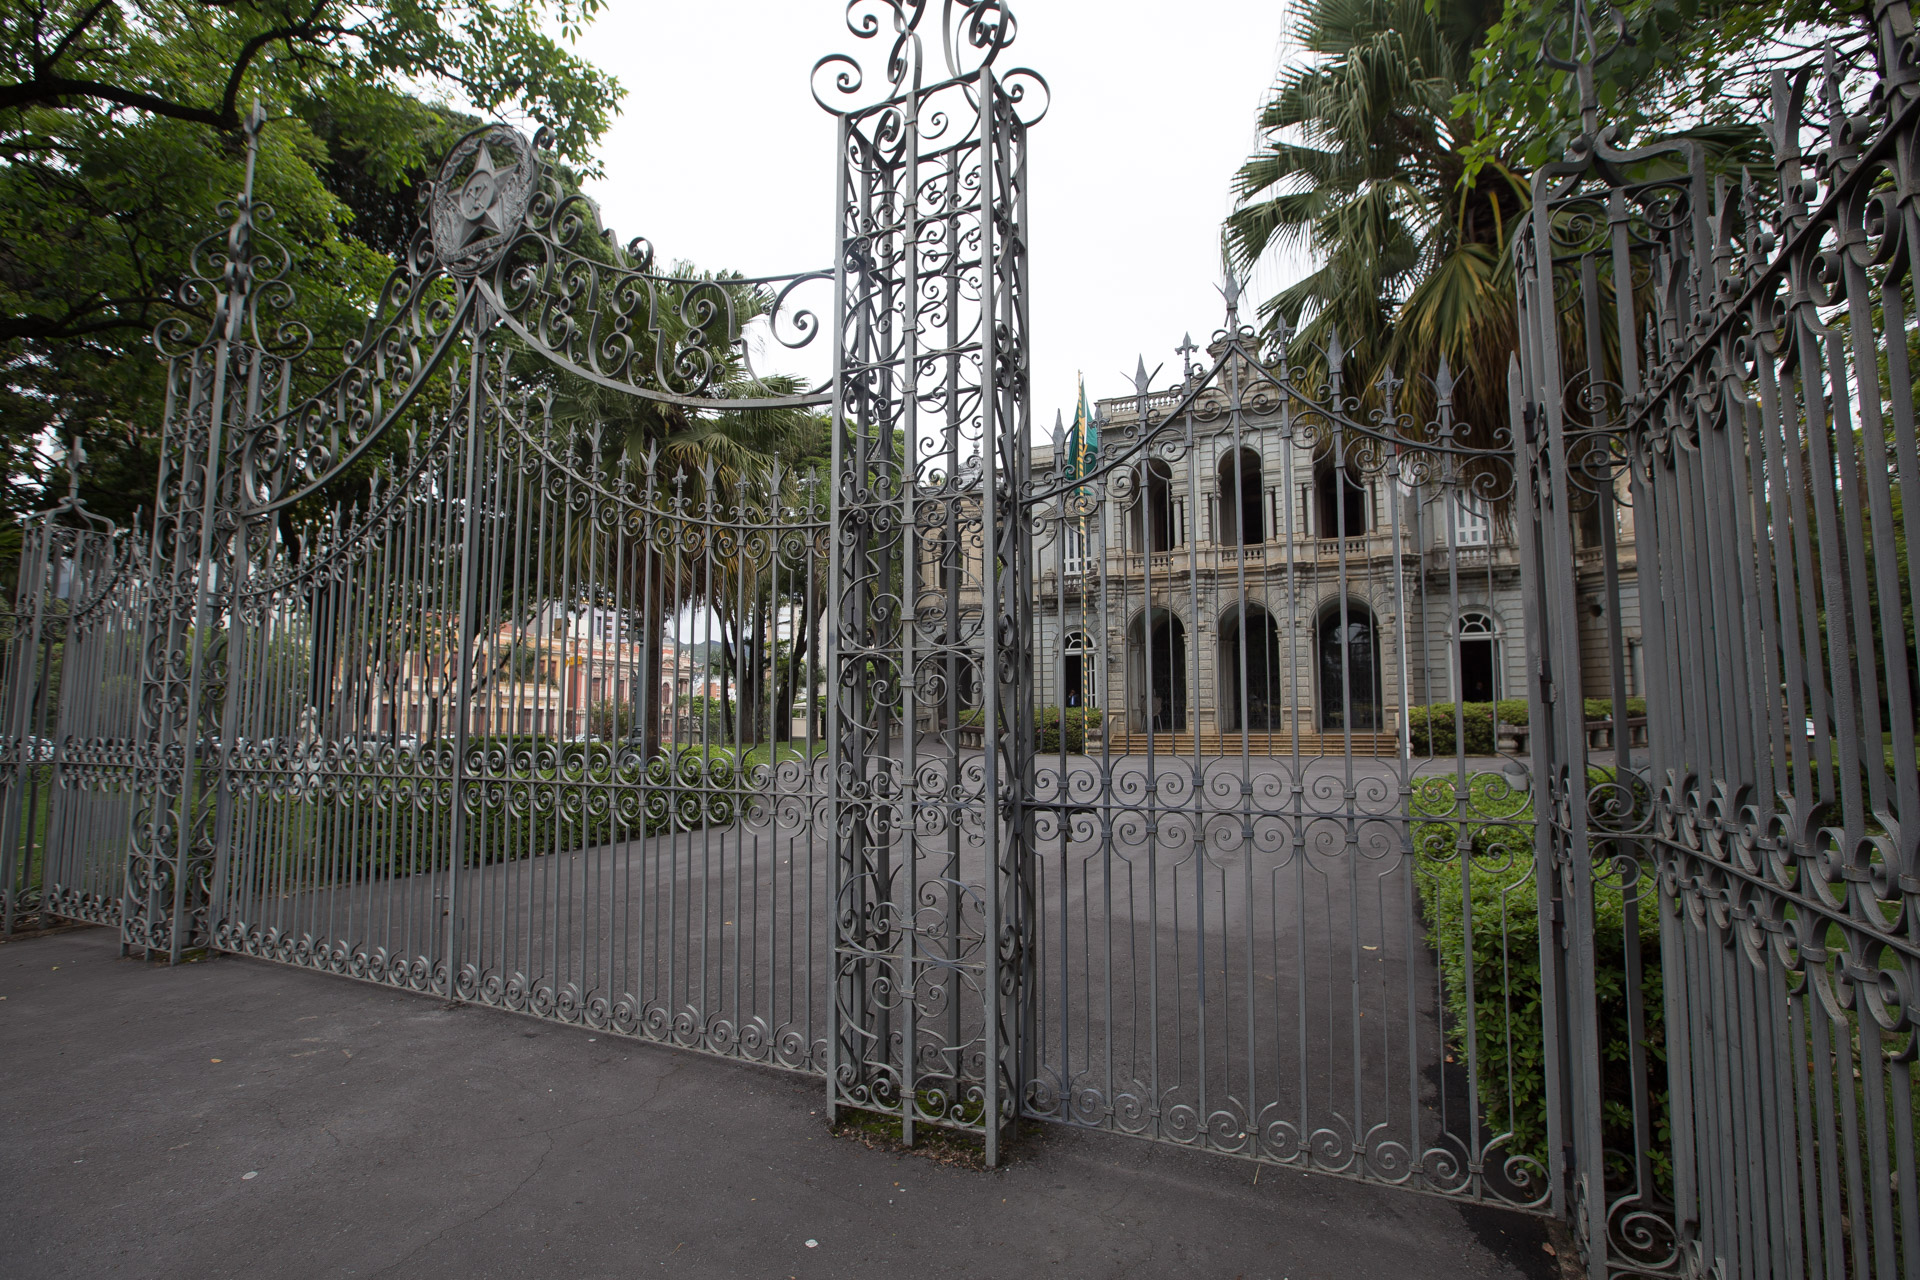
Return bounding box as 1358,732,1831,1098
0,0,622,525
0,0,617,157
1456,0,1865,178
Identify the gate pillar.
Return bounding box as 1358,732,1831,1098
819,4,1045,1161
126,107,270,961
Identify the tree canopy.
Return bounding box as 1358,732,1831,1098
1454,0,1867,177
0,0,623,526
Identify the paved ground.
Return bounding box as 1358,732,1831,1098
1,927,1560,1280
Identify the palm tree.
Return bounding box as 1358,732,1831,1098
532,264,828,757
1224,0,1525,441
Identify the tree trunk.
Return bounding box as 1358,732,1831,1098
774,589,813,744
640,549,665,759
741,590,767,746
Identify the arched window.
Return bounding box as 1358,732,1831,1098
1063,628,1096,707
1129,459,1177,551
1456,611,1499,703
1313,450,1369,537
1317,601,1382,730
1218,605,1283,731
1126,609,1187,732
1216,447,1263,545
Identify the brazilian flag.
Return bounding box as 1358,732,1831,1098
1065,375,1097,488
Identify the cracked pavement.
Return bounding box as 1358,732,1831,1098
2,928,1557,1279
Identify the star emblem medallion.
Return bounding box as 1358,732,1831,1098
430,125,536,275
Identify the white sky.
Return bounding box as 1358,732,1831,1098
570,0,1307,433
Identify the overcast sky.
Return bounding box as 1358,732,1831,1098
570,1,1306,433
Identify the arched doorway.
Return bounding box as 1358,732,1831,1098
1456,610,1499,703
1218,604,1283,731
1063,628,1096,708
1313,448,1369,538
1216,447,1263,546
1127,609,1187,732
1129,459,1176,551
1317,601,1381,731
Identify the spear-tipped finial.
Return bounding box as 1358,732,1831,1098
1132,355,1151,396
1053,408,1066,448
1325,323,1345,378
1537,0,1628,142
1219,273,1244,322
1433,355,1456,407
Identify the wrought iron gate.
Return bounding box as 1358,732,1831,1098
1512,3,1920,1275
4,4,1915,1277
1015,299,1545,1211
0,3,1052,1156
0,475,146,936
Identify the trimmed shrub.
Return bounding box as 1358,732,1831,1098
1406,700,1529,755
1406,698,1646,756
1410,771,1670,1196
1037,705,1104,754
956,706,1106,753
249,739,808,892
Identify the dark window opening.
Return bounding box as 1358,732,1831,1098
1130,459,1177,551
1458,611,1498,703
1318,603,1381,731
1129,610,1187,732
1217,448,1264,546
1220,607,1283,731
1314,453,1369,537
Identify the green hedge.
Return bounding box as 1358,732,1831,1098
956,706,1106,753
1038,705,1104,754
1407,698,1647,756
245,739,811,889
1410,772,1670,1194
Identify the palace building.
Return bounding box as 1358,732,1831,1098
1011,350,1644,753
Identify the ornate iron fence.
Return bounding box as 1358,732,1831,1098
0,476,146,936
1514,3,1920,1274
2,5,1912,1277
1014,309,1547,1211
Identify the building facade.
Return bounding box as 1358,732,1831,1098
1014,354,1641,750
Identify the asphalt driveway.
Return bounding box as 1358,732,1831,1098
0,926,1561,1280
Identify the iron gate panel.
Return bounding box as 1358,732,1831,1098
208,362,834,1064
1513,4,1920,1274
146,111,853,1073
1016,310,1548,1208
0,506,146,934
